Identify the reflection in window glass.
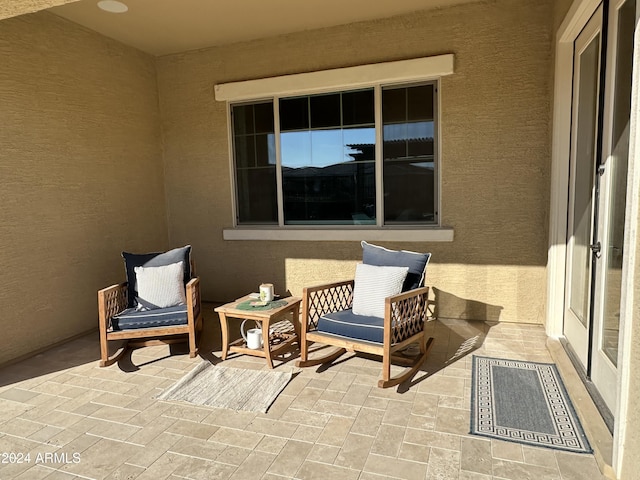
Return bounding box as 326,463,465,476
344,128,375,163
281,89,376,225
382,84,436,224
232,102,277,224
281,131,311,167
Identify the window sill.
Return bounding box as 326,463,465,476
222,227,454,242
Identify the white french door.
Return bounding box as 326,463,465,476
589,0,635,414
564,0,636,415
564,5,603,369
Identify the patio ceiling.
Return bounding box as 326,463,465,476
39,0,483,56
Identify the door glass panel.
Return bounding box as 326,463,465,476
601,0,635,366
569,34,600,327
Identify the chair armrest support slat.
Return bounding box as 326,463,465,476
186,277,201,325
98,282,128,331
303,279,355,331
385,286,430,345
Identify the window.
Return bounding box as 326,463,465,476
383,85,436,223
280,89,376,225
232,102,277,224
231,82,438,227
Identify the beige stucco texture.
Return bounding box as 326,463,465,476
157,0,553,324
0,0,79,21
0,13,168,365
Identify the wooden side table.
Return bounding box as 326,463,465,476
215,295,301,368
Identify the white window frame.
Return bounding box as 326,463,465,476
216,54,455,242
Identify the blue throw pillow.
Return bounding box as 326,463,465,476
361,240,431,291
122,245,191,308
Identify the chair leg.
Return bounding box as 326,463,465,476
188,335,198,358
381,350,391,386
188,319,199,358
98,304,110,367
300,337,309,363
99,336,109,368
296,347,347,368
377,337,435,388
100,340,129,367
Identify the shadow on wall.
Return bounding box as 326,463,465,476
432,287,503,322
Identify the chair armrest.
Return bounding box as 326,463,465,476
186,276,201,324
303,279,355,331
384,286,430,345
98,282,128,332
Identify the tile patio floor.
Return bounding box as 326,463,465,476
0,305,605,479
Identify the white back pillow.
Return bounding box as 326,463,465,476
352,263,409,318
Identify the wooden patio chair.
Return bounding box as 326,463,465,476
98,246,203,367
296,242,434,388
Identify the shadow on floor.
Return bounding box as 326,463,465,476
0,299,495,390
0,332,101,388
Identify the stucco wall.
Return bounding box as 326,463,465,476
156,0,554,324
0,12,168,365
0,0,79,21
553,0,575,33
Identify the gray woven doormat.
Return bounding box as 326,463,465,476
470,355,592,453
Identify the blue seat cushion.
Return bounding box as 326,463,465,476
317,309,384,344
361,240,431,292
112,305,188,330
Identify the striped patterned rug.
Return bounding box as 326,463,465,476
157,362,292,413
470,356,592,453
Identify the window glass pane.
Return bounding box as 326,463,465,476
282,125,375,225
382,88,406,123
344,127,375,162
383,84,437,224
408,84,434,121
408,134,434,157
234,135,255,169
236,167,278,223
282,162,376,224
601,0,635,366
311,129,343,165
384,161,435,222
233,104,254,135
255,133,275,167
280,97,309,131
383,124,408,159
310,93,341,128
345,127,376,223
232,102,277,224
281,131,312,167
254,102,274,133
569,35,600,325
343,89,375,126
